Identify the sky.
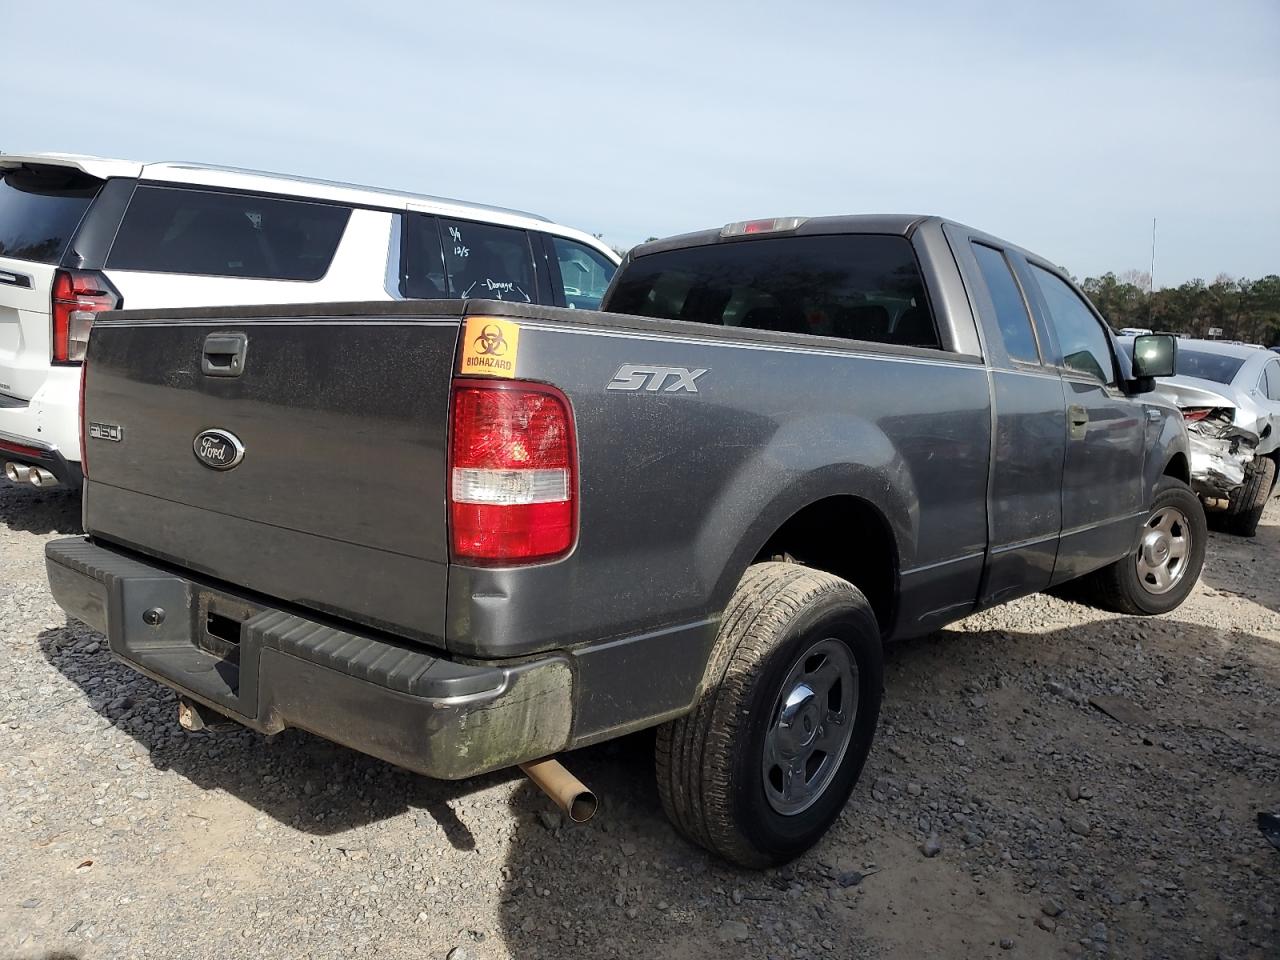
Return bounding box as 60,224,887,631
6,0,1277,286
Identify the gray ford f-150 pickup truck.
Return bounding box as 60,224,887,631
46,214,1203,867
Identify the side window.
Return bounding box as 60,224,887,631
439,219,535,302
970,242,1039,364
1265,361,1280,402
551,237,616,310
1030,265,1116,385
399,214,448,299
106,186,351,280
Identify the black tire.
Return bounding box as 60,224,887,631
1083,477,1207,615
654,562,883,868
1224,455,1275,538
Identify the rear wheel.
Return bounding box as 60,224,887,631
1083,477,1207,615
654,562,883,868
1224,455,1275,537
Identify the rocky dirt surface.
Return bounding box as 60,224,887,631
2,482,1278,960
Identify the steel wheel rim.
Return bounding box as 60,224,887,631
1136,505,1192,595
762,637,858,816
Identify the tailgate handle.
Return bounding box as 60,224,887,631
202,333,248,378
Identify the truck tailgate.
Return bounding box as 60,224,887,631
82,303,462,646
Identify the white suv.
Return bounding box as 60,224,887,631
0,152,620,488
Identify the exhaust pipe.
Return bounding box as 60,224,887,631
519,757,598,823
4,462,31,484
27,467,58,488
177,697,239,733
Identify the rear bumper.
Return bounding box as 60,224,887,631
0,426,83,487
45,537,574,780
0,364,82,478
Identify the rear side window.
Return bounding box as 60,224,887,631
1264,360,1280,402
439,219,535,302
551,237,616,310
107,186,351,280
400,214,448,298
970,242,1039,364
0,167,102,264
604,234,939,348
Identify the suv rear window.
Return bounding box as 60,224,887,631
0,167,102,264
107,186,351,280
604,234,939,348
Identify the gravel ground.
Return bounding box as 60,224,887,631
3,482,1278,960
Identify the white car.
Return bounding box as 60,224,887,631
0,152,620,488
1144,339,1280,536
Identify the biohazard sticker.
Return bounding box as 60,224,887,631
460,317,520,378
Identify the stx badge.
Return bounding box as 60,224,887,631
607,364,708,393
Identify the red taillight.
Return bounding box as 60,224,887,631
52,269,120,364
449,379,577,564
1182,407,1214,422
78,361,89,476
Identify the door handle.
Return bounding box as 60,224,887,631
0,269,32,289
1068,403,1089,440
201,333,248,378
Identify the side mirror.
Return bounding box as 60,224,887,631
1132,334,1176,379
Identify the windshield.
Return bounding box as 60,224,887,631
0,167,102,264
1175,349,1247,384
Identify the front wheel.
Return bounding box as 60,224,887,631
654,562,883,868
1083,477,1207,615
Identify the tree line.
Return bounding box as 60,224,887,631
1080,270,1280,345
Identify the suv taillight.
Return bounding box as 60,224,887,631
52,269,120,364
449,379,577,564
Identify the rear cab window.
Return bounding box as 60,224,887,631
0,166,102,264
604,234,940,349
106,186,351,280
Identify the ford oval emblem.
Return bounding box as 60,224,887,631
193,429,245,471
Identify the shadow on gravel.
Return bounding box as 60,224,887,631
36,621,517,844
1201,513,1280,613
492,614,1280,959
33,603,1280,957
0,481,82,535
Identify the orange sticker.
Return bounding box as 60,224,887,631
460,317,521,378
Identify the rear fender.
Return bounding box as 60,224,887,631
698,413,915,611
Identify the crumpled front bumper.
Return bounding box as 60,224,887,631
44,537,575,780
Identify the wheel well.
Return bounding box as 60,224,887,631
754,496,897,632
1163,452,1190,485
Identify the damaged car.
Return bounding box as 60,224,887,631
1140,339,1280,536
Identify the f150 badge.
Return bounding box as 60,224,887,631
193,429,245,470
607,364,708,393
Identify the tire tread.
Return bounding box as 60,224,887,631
655,562,878,867
1225,455,1275,537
